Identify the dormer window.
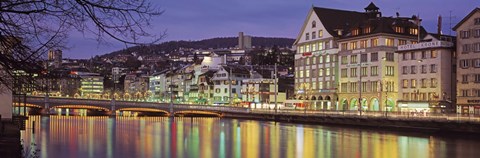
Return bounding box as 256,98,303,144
409,28,418,35
312,21,316,28
364,27,371,34
394,26,404,33
352,29,359,36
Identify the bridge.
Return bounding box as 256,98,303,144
16,96,250,116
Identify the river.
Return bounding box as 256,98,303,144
20,116,479,158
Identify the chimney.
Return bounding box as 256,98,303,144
437,15,442,35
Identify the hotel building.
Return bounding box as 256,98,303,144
396,34,455,113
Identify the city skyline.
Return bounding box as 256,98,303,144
64,0,478,59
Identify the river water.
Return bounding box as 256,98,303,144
20,116,479,158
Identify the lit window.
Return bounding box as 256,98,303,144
352,29,359,36
364,27,371,34
319,30,323,37
385,38,394,46
371,38,378,47
349,42,357,50
409,28,418,35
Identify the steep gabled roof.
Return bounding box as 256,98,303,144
294,6,366,45
312,7,366,37
453,7,480,30
364,2,379,11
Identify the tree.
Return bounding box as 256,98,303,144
0,0,164,91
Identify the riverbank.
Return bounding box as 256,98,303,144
222,112,480,135
0,120,21,158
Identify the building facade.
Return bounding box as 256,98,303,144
396,35,456,113
454,8,480,114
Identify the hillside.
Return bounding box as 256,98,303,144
102,37,295,58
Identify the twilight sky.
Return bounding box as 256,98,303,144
64,0,479,59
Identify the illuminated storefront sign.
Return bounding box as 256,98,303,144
398,41,453,51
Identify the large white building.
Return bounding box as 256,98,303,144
396,34,455,113
211,66,251,105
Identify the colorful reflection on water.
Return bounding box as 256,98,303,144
21,116,479,158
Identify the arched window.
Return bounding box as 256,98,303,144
312,21,316,28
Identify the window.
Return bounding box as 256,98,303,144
352,29,359,36
402,66,409,74
421,65,427,74
364,27,371,34
460,30,470,39
325,41,329,49
371,66,378,76
474,43,480,52
410,65,416,74
319,68,324,77
341,69,348,78
350,68,357,77
371,52,378,62
403,93,410,100
386,52,394,61
215,88,220,93
431,78,438,88
232,88,236,93
319,30,323,37
349,42,357,50
312,43,317,52
341,83,347,92
431,50,437,58
371,38,378,47
312,31,316,39
350,82,357,92
371,81,378,92
402,79,408,88
311,81,317,90
326,82,331,89
361,82,367,92
361,67,367,76
402,53,408,60
306,33,310,40
224,88,228,93
462,90,469,97
475,18,480,25
462,75,469,83
476,74,480,83
385,38,394,46
326,55,330,62
463,44,471,53
460,59,470,69
306,45,310,52
394,26,404,33
410,52,416,60
399,39,407,45
299,70,304,78
360,40,368,48
306,70,310,77
341,43,348,50
318,42,324,50
421,78,427,88
326,68,331,76
386,66,394,76
312,21,316,28
409,28,418,35
361,54,368,62
474,59,480,68
312,56,317,64
411,79,417,88
341,56,348,64
319,81,324,89
319,55,324,63
421,51,427,59
474,29,480,38
350,55,357,64
299,46,304,53
430,64,437,73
